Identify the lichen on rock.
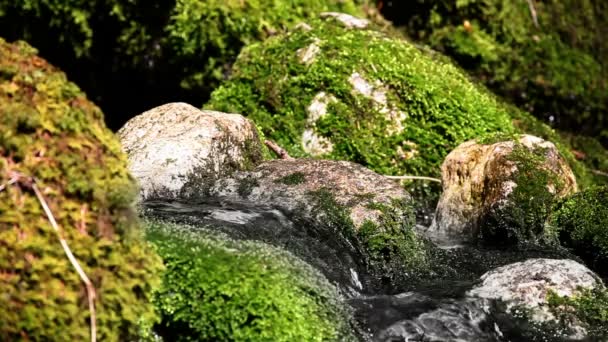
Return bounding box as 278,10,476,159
467,258,603,339
0,37,163,340
118,102,264,200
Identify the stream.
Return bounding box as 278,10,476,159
142,198,590,342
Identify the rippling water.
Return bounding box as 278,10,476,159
142,198,585,342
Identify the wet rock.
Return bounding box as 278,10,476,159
467,258,601,337
427,134,578,246
118,102,264,200
207,158,411,230
145,158,427,292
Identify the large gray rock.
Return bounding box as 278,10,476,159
118,102,264,200
467,258,601,338
427,134,577,246
206,158,412,230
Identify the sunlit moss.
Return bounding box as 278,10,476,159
0,37,163,341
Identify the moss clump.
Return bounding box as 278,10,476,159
145,219,355,341
547,287,608,339
0,38,163,340
206,15,523,179
0,0,365,130
549,186,608,275
307,189,428,285
275,171,306,185
380,0,608,143
480,143,567,245
359,199,427,273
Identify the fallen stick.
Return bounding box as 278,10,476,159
264,140,294,160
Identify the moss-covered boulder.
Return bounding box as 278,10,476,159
378,0,608,143
0,38,163,340
118,102,265,200
550,186,608,276
206,13,524,179
145,158,428,293
0,0,365,129
146,219,357,341
428,134,577,246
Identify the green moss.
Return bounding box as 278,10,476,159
0,38,163,341
560,134,608,187
237,176,259,197
0,0,365,129
480,142,566,245
549,186,608,275
359,199,426,271
145,219,355,341
206,16,519,179
307,188,428,283
477,131,518,145
275,171,306,185
547,287,608,338
387,0,608,143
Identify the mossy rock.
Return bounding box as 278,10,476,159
205,13,523,179
429,134,577,246
0,0,366,129
145,219,357,341
0,37,163,340
550,186,608,276
378,0,608,143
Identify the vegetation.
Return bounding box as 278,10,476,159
206,15,518,179
550,186,608,276
145,219,355,341
479,142,568,245
307,189,428,286
548,287,608,338
0,0,365,130
378,0,608,144
0,38,163,341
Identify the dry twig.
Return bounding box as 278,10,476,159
527,0,539,28
264,140,294,160
592,169,608,178
0,173,97,342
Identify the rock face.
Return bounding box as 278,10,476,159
0,38,162,340
206,158,411,230
118,102,264,200
427,134,578,246
144,158,427,289
467,258,600,335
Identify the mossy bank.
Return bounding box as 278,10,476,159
0,38,163,340
145,219,357,341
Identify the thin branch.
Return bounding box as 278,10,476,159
384,175,442,183
527,0,539,28
1,173,97,342
0,176,18,192
592,169,608,177
264,140,294,160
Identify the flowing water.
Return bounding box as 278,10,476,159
142,198,590,342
